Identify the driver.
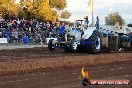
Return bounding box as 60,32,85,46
59,23,65,36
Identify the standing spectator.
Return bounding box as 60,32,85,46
42,22,47,31
16,19,21,30
95,16,99,29
0,21,3,28
46,22,50,29
3,27,11,38
55,22,60,34
0,30,3,38
7,21,12,30
65,23,71,33
18,31,23,43
14,30,19,43
12,20,17,31
11,30,15,43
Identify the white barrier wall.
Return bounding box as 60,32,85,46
0,38,8,43
45,38,57,44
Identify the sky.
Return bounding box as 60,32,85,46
15,0,132,25
66,0,132,25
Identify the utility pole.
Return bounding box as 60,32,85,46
88,0,94,26
91,0,94,26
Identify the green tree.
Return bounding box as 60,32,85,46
60,10,71,19
0,0,71,23
49,0,67,10
52,10,58,17
19,0,53,21
17,9,28,19
0,0,18,18
105,12,125,25
51,10,58,23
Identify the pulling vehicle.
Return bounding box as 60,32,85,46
48,27,102,54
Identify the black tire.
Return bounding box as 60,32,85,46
48,39,55,51
87,35,102,54
64,43,71,53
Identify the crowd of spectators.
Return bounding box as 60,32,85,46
0,19,66,44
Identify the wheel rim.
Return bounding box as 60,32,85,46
72,42,78,50
95,36,101,50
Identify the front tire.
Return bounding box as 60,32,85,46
48,39,55,51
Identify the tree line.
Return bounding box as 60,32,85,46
0,0,71,23
105,12,126,25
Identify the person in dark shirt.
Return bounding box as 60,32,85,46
95,16,99,29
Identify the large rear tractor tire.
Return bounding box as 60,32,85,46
87,35,102,54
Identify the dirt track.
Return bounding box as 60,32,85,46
0,47,131,88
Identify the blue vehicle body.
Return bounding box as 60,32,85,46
48,27,102,53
